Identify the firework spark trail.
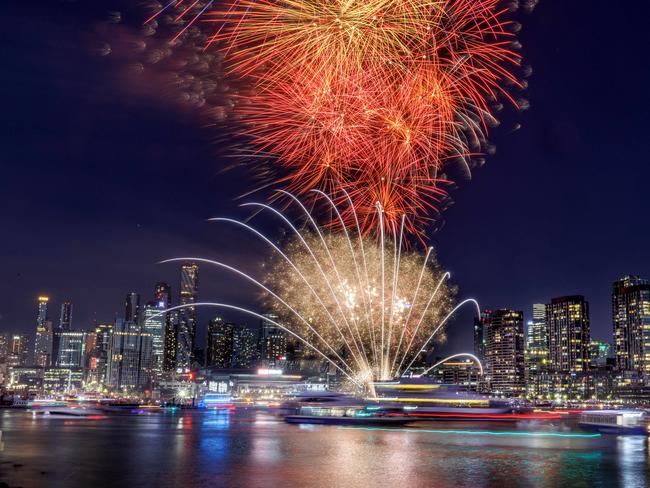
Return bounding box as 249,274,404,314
148,0,527,238
209,216,368,373
157,302,361,384
161,189,480,392
159,257,352,369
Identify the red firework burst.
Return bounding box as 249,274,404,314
151,0,523,239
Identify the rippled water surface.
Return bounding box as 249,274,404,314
1,409,648,487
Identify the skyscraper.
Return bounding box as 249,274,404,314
485,309,525,396
7,334,29,367
526,303,549,374
232,325,258,368
547,296,590,374
177,263,199,370
59,301,73,331
55,331,86,368
125,292,140,324
206,317,233,368
612,275,650,377
260,313,287,364
92,323,113,386
163,310,178,372
107,318,152,391
142,299,167,376
34,296,53,367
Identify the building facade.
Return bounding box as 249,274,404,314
34,296,53,367
485,309,525,396
177,263,199,370
55,331,86,368
612,275,650,378
107,319,152,391
547,296,590,374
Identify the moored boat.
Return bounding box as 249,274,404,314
579,410,648,435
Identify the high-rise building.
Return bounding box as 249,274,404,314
177,263,199,369
547,296,590,374
473,310,492,366
52,301,73,363
485,309,525,396
0,333,9,364
7,334,29,367
55,331,86,368
107,318,152,391
125,292,141,324
612,276,650,377
84,331,97,369
141,299,167,376
92,323,113,386
206,317,233,368
59,301,73,331
163,310,178,372
526,303,549,374
34,296,53,367
232,325,258,368
260,313,287,364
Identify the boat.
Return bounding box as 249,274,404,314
30,403,105,419
371,382,521,421
579,410,648,435
284,404,413,426
199,393,234,410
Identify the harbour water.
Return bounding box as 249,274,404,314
1,409,649,487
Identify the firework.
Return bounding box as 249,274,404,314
153,0,525,237
161,189,480,394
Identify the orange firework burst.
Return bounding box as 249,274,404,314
153,0,524,239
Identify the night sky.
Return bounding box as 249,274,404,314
2,0,649,354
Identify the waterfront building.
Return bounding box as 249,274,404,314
484,309,525,397
612,275,650,378
91,323,113,386
260,313,287,365
34,296,53,367
7,334,29,367
206,318,233,368
55,331,85,368
8,366,43,396
547,296,590,374
177,263,199,370
43,367,84,394
107,318,153,391
525,304,549,398
125,292,140,324
141,299,167,376
232,325,259,368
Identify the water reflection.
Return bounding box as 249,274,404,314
0,410,648,487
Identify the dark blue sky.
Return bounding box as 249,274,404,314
1,0,649,353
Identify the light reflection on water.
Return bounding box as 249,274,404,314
0,409,648,487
